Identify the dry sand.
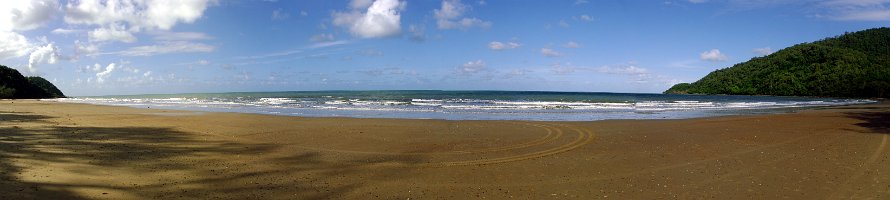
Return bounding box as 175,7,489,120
1,100,888,199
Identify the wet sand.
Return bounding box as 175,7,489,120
1,100,888,199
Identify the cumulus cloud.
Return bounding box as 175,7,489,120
456,59,486,75
562,41,581,48
0,0,59,31
540,48,561,57
332,0,406,38
0,0,60,61
64,0,213,43
753,47,774,56
88,23,136,42
27,43,61,73
700,49,727,61
488,41,520,50
434,0,492,30
95,62,117,83
579,14,593,22
74,40,99,56
0,31,34,60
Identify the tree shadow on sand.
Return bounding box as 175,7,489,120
845,111,890,134
0,111,421,199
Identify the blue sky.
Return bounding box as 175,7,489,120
1,0,888,96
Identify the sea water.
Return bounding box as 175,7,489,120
51,90,876,121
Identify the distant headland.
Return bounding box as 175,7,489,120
0,65,65,99
666,27,890,98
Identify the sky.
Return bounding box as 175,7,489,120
1,0,888,96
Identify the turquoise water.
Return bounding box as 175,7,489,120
53,90,875,121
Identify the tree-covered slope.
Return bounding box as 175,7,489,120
665,27,890,98
0,65,65,99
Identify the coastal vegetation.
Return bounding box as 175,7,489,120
665,27,890,98
0,65,65,99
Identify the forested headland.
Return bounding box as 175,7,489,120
0,65,65,99
665,27,890,98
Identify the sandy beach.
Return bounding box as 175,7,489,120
1,100,888,199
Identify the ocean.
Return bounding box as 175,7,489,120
52,90,876,121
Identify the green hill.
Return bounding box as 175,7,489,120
665,27,890,98
0,65,65,99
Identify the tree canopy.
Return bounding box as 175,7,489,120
665,27,890,98
0,65,65,99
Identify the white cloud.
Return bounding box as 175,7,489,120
834,10,890,20
74,40,99,56
700,49,727,61
562,41,581,48
309,33,335,42
456,59,486,75
110,41,215,56
0,31,34,60
725,0,890,21
332,0,406,38
0,0,59,61
272,8,289,20
540,48,561,57
597,64,649,75
550,63,576,75
579,14,593,22
51,28,82,35
0,0,59,31
300,11,308,16
488,41,520,50
27,43,61,73
151,31,212,41
819,0,890,21
434,0,492,30
64,0,213,43
350,0,375,9
95,62,117,83
753,47,774,56
88,23,137,43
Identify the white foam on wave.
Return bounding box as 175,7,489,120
52,96,877,120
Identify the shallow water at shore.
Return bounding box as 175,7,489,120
52,91,876,121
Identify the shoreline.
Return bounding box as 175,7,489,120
42,97,879,122
2,100,888,199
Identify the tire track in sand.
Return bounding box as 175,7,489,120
421,123,595,167
829,133,888,199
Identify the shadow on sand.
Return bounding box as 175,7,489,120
846,111,890,134
0,112,420,199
